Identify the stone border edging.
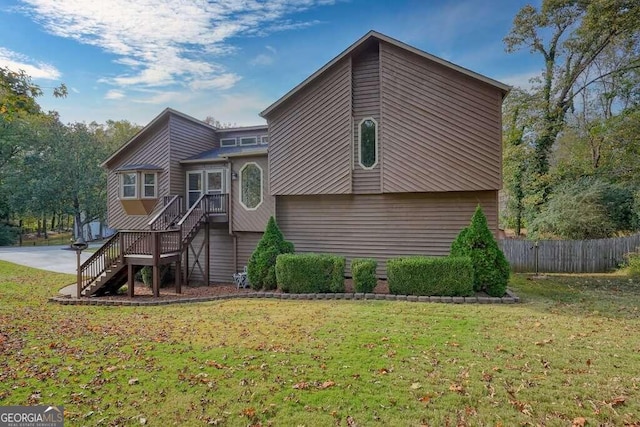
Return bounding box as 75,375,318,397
49,289,520,306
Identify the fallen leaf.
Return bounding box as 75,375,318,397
572,417,586,427
128,378,139,385
608,396,626,407
242,407,256,418
293,382,309,390
449,384,464,393
319,380,335,389
346,415,358,427
418,395,431,403
410,382,421,390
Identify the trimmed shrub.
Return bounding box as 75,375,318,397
276,253,345,293
352,258,377,293
387,256,474,296
450,206,510,297
627,251,640,279
248,217,294,290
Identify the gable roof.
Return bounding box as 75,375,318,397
101,107,217,168
260,30,511,119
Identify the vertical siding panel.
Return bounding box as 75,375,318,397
352,43,381,194
232,155,275,232
379,41,503,193
169,115,217,207
276,191,497,276
268,58,352,195
236,232,263,271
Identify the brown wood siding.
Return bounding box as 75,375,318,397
232,155,275,232
268,58,352,195
352,45,381,194
169,115,217,207
379,42,503,193
106,122,170,230
188,227,234,284
276,191,498,276
236,232,263,271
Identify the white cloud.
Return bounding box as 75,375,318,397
104,89,125,100
19,0,333,91
250,53,274,66
0,47,61,80
189,73,241,91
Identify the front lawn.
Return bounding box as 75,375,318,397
1,261,639,426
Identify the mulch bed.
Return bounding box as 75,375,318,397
89,279,391,301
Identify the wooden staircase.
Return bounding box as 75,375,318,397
76,194,227,297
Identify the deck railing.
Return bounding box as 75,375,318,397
148,195,183,230
77,193,228,296
78,232,121,293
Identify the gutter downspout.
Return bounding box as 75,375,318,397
226,158,237,272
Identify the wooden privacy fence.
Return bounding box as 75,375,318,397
498,233,640,273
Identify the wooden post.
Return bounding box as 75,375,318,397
175,258,182,294
127,263,134,298
76,250,82,299
119,232,125,264
205,221,210,286
152,232,160,297
184,244,189,285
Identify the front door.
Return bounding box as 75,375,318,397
187,171,203,208
206,170,225,210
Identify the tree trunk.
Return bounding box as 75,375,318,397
43,213,48,239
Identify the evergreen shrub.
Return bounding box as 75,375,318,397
450,206,510,297
351,258,377,293
248,217,294,290
276,253,345,293
387,256,474,296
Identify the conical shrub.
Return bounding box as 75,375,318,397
450,206,510,296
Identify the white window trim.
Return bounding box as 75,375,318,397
239,162,263,211
220,138,236,147
119,172,138,199
240,136,258,146
260,135,269,145
205,169,225,194
358,117,378,170
186,171,203,208
141,172,158,199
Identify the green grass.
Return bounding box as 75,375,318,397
1,261,639,426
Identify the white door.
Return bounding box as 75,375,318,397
206,170,225,211
187,171,203,208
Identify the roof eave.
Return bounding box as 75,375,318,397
101,108,218,168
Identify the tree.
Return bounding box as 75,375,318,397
528,177,623,239
451,206,510,297
505,0,640,206
248,217,294,290
203,116,236,129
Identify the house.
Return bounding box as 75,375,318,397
79,31,509,297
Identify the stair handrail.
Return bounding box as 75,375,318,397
177,193,208,243
78,232,121,293
148,194,183,230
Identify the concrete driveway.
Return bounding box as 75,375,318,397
0,245,94,274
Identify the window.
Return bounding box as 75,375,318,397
260,135,269,144
239,162,263,210
142,173,157,198
120,173,137,198
240,136,257,146
358,117,378,169
220,138,236,147
187,171,203,207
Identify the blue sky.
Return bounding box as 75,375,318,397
0,0,541,126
